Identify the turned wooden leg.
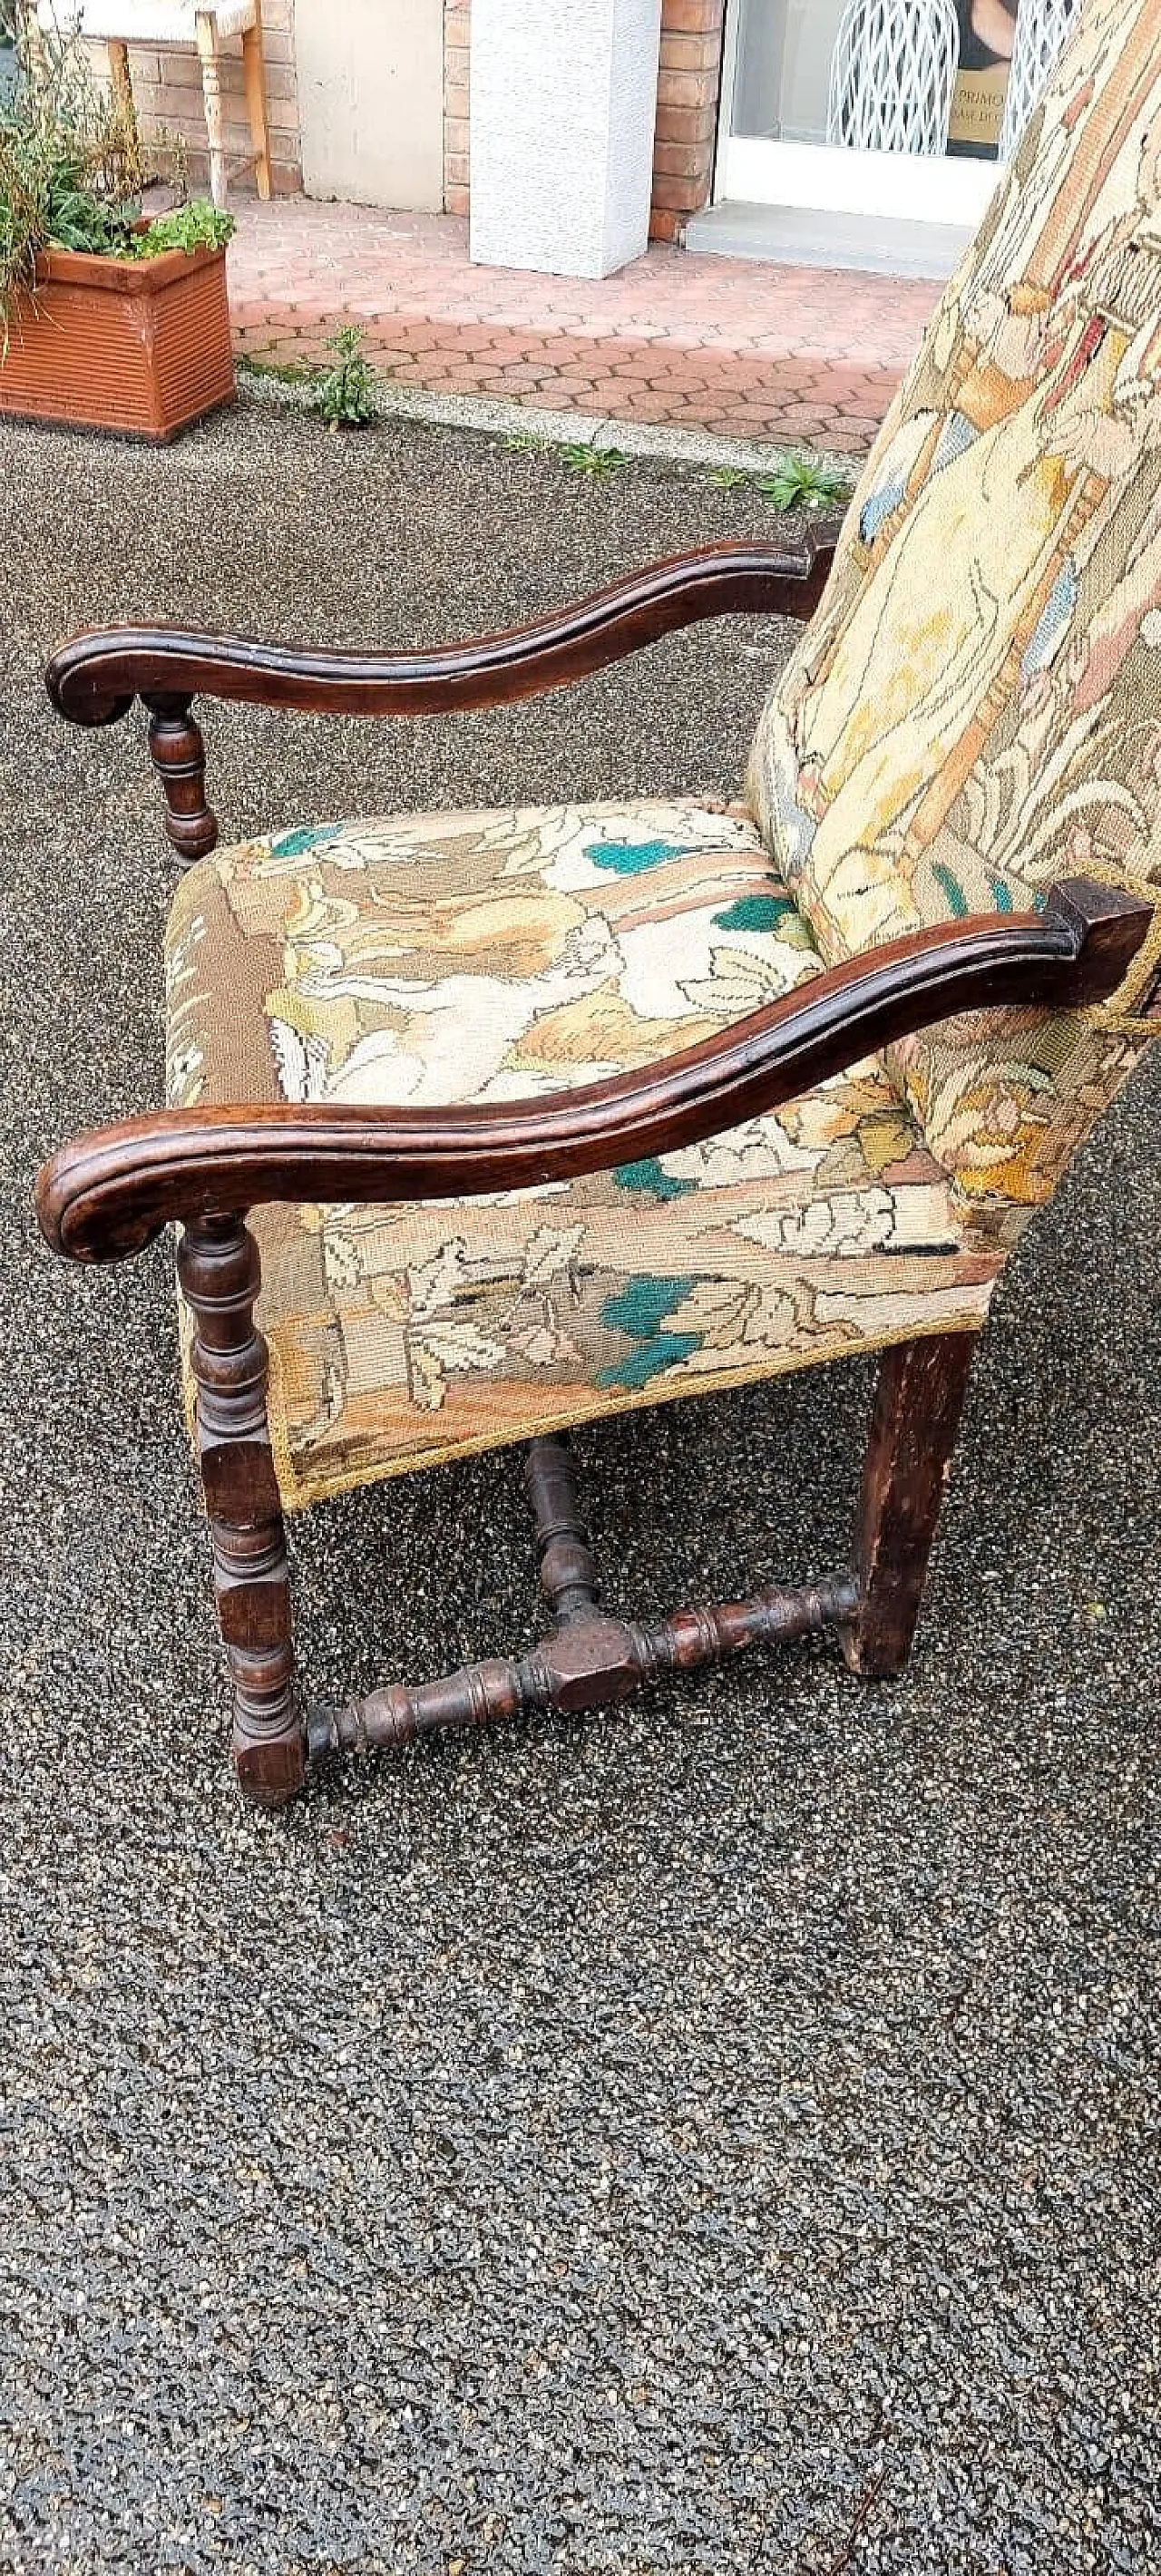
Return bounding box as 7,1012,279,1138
178,1215,305,1806
195,9,229,208
844,1329,979,1678
144,693,219,867
241,7,272,200
107,40,139,154
523,1434,600,1621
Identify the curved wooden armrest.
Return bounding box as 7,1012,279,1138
37,878,1151,1266
44,532,840,728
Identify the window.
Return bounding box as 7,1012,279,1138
717,0,1078,229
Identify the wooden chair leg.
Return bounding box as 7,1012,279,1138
194,10,229,209
241,7,272,200
144,692,219,866
178,1215,305,1807
107,39,139,154
844,1329,979,1679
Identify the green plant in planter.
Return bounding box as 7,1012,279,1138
0,14,228,339
315,324,379,430
33,179,230,263
1,18,133,321
139,200,234,257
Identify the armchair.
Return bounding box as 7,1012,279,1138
36,0,1161,1805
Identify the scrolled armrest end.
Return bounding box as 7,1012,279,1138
44,633,137,728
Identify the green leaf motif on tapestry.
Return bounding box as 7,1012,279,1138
598,1274,699,1390
269,823,344,857
587,838,688,874
987,875,1015,912
711,893,795,933
932,862,971,919
600,1333,701,1390
613,1157,697,1202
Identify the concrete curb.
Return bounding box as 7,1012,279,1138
235,359,861,482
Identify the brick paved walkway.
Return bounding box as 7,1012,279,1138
227,199,940,455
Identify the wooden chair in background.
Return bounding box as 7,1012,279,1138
38,0,271,205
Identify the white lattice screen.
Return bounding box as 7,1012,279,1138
826,0,961,158
1000,0,1081,161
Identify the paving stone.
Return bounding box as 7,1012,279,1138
223,200,938,455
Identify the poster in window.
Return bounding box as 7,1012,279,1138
948,0,1017,157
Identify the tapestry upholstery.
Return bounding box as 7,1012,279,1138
747,0,1161,1226
166,802,1001,1508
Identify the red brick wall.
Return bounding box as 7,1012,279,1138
650,0,726,242
444,0,471,220
443,0,726,241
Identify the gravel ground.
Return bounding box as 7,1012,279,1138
0,401,1157,2576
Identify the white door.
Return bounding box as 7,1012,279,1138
295,0,445,210
717,0,1019,229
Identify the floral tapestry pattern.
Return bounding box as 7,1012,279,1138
747,0,1160,1215
166,801,1000,1507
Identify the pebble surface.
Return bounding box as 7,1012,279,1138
0,405,1157,2573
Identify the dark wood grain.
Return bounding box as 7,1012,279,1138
44,534,840,728
523,1436,601,1622
314,1572,861,1760
177,1215,305,1805
843,1330,979,1678
145,693,220,864
308,1432,858,1767
35,878,1155,1267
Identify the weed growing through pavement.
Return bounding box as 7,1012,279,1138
559,441,628,475
712,454,853,511
754,454,853,512
239,366,855,512
315,324,378,430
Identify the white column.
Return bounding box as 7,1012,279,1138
470,0,664,280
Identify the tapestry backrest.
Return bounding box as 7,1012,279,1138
746,0,1161,1238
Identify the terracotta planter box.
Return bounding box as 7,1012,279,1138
0,239,235,441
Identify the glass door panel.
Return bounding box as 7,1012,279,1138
717,1,1068,225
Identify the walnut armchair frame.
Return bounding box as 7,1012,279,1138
37,535,1156,1803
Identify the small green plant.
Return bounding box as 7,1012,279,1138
38,183,229,262
140,199,233,258
709,464,751,489
754,454,853,512
560,441,627,476
42,166,137,257
503,427,545,454
315,322,378,430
